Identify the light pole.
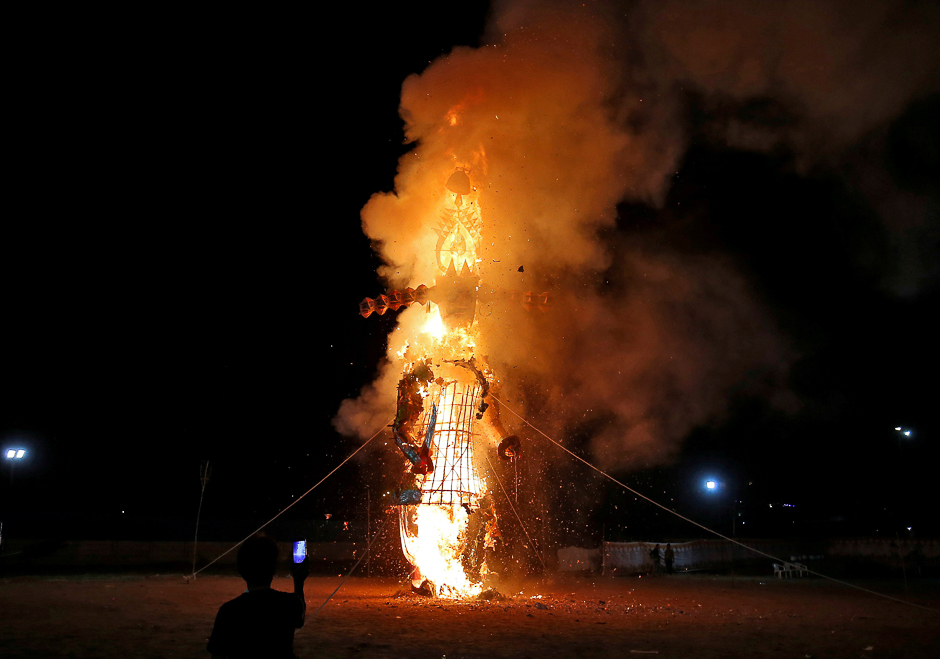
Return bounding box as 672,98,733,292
5,449,26,487
703,478,724,572
192,461,211,578
893,426,914,599
894,426,913,449
892,426,915,530
704,479,722,523
366,486,371,577
704,477,739,585
3,448,27,555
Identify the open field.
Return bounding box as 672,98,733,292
0,572,937,658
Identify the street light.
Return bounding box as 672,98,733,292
5,448,26,484
3,448,27,555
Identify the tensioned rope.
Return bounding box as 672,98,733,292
489,393,938,614
190,422,390,579
311,512,396,617
483,451,548,572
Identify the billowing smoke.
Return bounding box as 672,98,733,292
622,0,940,295
336,0,938,471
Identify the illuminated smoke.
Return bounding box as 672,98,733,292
336,0,938,469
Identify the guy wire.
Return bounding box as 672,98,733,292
312,513,396,617
489,393,938,614
483,451,548,572
190,422,389,579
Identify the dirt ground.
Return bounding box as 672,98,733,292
0,572,937,658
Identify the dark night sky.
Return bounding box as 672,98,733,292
3,3,938,546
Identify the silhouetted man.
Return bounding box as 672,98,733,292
664,543,675,575
649,543,661,573
207,535,308,658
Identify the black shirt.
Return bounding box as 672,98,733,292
207,588,305,658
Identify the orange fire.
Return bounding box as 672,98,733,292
401,504,481,598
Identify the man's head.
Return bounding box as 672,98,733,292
237,536,278,587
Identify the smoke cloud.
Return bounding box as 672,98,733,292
626,0,940,294
336,0,938,471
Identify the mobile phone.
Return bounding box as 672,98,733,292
292,540,307,564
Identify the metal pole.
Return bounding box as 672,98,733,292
718,502,725,571
3,462,15,557
895,532,909,602
192,461,211,578
731,490,737,588
366,487,371,577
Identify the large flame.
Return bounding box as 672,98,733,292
402,503,482,598
421,306,447,341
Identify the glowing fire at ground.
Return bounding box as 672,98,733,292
401,504,481,599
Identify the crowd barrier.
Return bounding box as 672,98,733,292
554,538,939,575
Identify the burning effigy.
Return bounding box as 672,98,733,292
335,5,792,601
360,169,541,598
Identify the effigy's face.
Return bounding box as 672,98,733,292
435,169,482,278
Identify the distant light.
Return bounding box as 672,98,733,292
6,449,25,460
5,450,14,459
706,480,717,490
903,431,911,437
16,449,25,459
907,527,912,531
895,427,902,431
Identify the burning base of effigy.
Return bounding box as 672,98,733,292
393,355,503,599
